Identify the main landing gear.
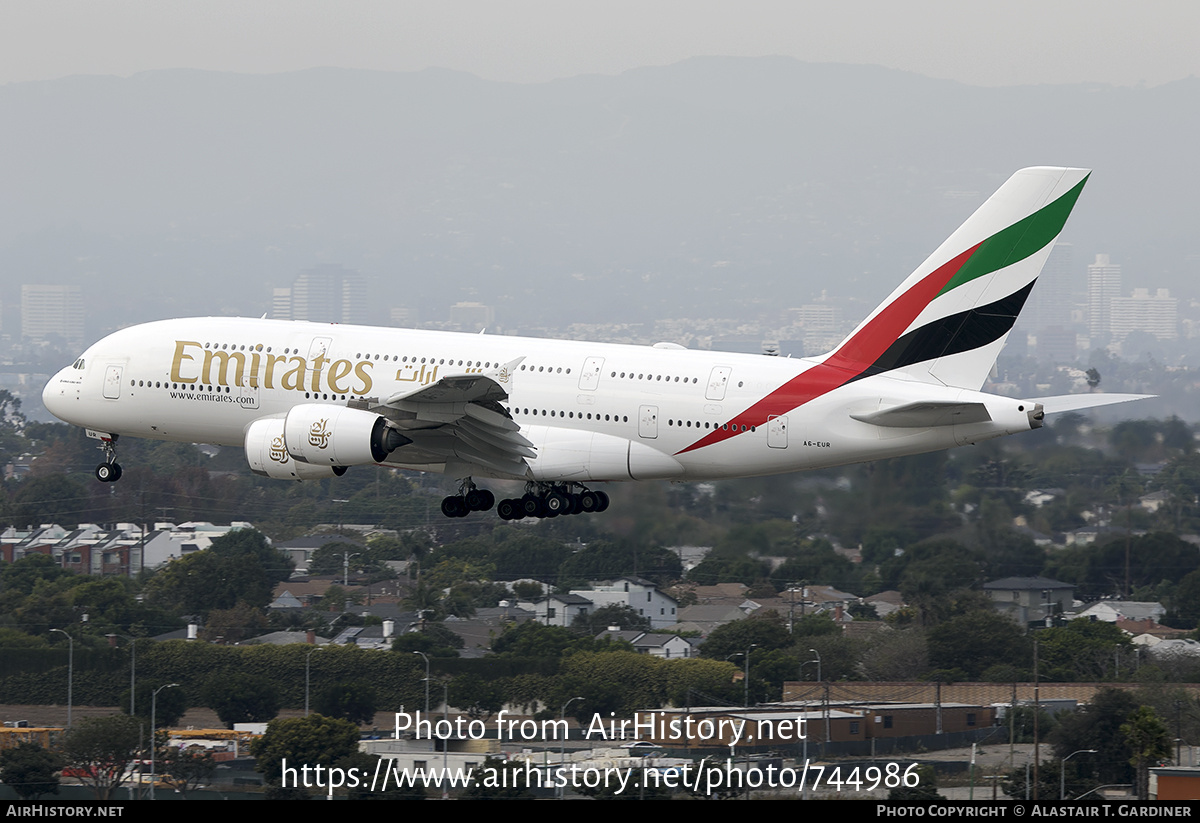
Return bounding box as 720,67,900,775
495,483,610,521
440,481,610,520
93,434,123,483
440,481,496,518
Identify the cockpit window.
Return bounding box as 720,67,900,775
73,359,85,369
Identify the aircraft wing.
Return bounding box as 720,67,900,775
373,357,535,478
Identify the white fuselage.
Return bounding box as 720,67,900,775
42,316,1037,484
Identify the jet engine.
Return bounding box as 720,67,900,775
283,404,410,466
244,417,347,481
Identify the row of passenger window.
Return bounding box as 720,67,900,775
132,379,231,393
516,408,630,423
612,372,699,384
668,419,755,432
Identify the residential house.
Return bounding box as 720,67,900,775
569,577,679,629
595,630,693,659
983,576,1075,625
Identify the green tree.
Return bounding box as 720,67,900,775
203,672,282,728
1037,619,1132,681
926,609,1031,680
208,529,295,584
122,681,188,728
1122,706,1172,800
11,475,88,528
0,553,73,596
0,742,62,800
699,612,792,660
857,629,929,681
146,529,293,616
251,714,361,786
201,601,269,643
391,624,463,657
58,715,143,801
308,541,372,576
492,620,617,658
511,581,545,600
557,539,682,588
157,744,216,799
1051,688,1139,786
313,682,377,725
572,604,651,634
451,673,507,721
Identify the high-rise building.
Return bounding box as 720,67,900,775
1087,253,1122,340
281,265,366,325
448,302,494,331
1110,288,1178,342
1030,242,1073,331
21,285,84,347
271,288,292,321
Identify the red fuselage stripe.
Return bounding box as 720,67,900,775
676,243,981,455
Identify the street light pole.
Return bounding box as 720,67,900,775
49,629,73,728
150,683,180,801
106,634,136,716
1061,749,1096,800
413,651,431,750
810,648,829,745
559,697,584,799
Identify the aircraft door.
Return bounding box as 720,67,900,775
767,414,788,449
102,366,123,400
706,367,732,401
638,405,659,439
578,357,604,391
308,337,332,389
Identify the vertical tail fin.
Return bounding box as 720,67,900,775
824,166,1089,390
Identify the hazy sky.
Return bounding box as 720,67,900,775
3,0,1198,88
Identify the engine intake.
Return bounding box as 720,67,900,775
244,417,348,481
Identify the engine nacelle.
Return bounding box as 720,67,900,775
244,417,347,481
283,404,410,466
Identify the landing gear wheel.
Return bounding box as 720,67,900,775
497,498,520,520
521,494,541,518
441,496,468,518
579,490,601,512
473,489,495,512
543,492,569,517
95,462,122,483
595,491,610,512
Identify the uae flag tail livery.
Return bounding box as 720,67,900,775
833,165,1090,391
42,167,1152,520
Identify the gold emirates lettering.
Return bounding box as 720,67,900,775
170,341,374,395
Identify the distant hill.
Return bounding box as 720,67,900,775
1,58,1195,334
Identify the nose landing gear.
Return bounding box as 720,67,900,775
95,462,122,482
89,431,123,483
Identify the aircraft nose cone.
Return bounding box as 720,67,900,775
42,369,71,422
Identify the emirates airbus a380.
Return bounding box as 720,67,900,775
42,167,1147,520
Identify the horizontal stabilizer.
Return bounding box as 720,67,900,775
850,401,992,428
1025,393,1155,415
